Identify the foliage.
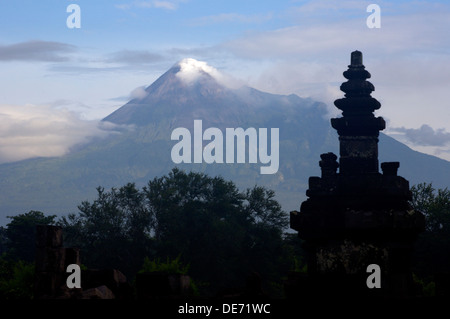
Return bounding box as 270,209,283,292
0,257,35,299
143,168,289,295
412,273,435,297
58,183,154,277
411,183,450,232
138,255,189,275
410,183,450,279
0,227,7,256
60,168,290,296
0,211,56,299
279,233,307,273
5,211,56,262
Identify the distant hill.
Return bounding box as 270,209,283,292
0,58,449,225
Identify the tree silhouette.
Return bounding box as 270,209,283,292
60,168,289,295
410,183,450,279
4,211,56,262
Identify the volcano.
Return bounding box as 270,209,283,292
0,58,449,225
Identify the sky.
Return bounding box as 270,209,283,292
0,0,450,163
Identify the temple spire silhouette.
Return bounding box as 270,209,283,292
289,51,424,300
332,50,385,175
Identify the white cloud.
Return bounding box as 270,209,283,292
115,0,178,10
153,1,177,10
0,104,117,164
130,86,148,100
115,4,131,10
189,12,273,26
386,129,450,162
108,86,149,102
389,125,450,147
207,1,450,164
217,4,450,123
291,0,367,14
223,10,449,60
175,58,244,89
176,58,221,82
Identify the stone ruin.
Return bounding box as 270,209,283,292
289,51,425,300
34,224,132,299
34,225,82,299
33,225,258,299
34,224,193,299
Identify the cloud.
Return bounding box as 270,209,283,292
220,1,450,60
224,19,420,59
115,1,178,10
110,86,149,102
129,86,148,100
107,50,164,65
152,1,177,10
175,58,244,89
48,65,123,75
390,125,450,147
176,58,222,83
47,49,168,75
292,0,366,14
48,47,171,75
0,104,119,164
0,41,76,62
189,12,273,26
211,1,450,134
115,4,131,10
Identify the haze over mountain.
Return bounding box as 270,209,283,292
0,58,449,226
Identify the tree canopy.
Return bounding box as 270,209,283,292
4,211,56,262
59,168,290,295
410,182,450,279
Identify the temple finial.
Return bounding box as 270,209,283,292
331,51,385,175
350,50,363,67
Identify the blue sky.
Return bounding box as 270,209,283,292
0,0,450,163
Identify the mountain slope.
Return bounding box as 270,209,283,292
0,58,448,225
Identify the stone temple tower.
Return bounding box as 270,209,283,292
289,51,425,299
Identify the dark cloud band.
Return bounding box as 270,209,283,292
0,40,76,62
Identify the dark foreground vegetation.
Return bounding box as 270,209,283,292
0,168,449,299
